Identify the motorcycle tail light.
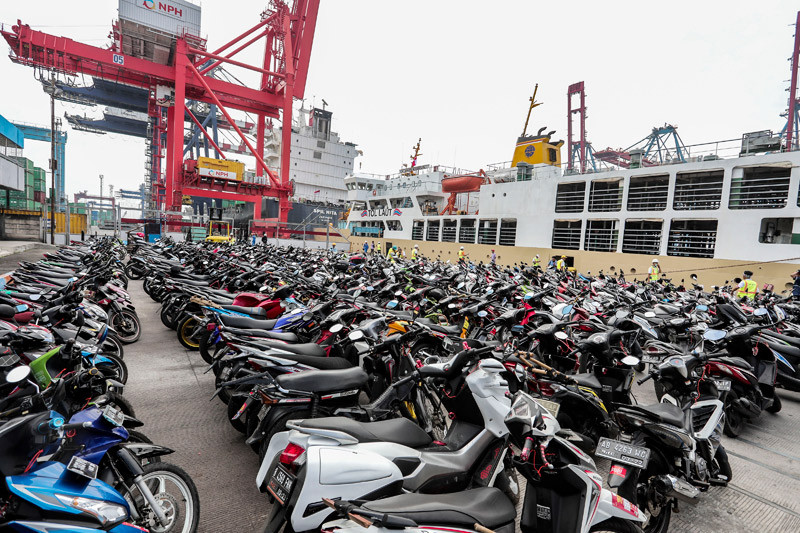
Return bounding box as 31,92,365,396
280,442,306,466
206,323,217,332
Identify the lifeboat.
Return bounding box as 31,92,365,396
441,174,484,193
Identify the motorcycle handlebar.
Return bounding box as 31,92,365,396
637,372,656,386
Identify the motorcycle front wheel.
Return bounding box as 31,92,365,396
124,462,200,533
112,310,142,344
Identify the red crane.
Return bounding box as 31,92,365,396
1,0,320,227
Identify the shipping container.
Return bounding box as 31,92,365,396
118,0,201,37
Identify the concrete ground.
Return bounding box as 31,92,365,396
2,245,799,532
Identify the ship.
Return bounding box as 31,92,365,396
344,122,800,291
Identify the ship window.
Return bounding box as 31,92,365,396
426,220,440,241
317,140,326,149
478,219,498,245
548,148,557,163
729,166,791,209
673,170,724,210
499,219,517,246
584,220,619,252
442,219,457,242
459,219,476,243
555,182,586,213
627,175,668,211
386,220,403,231
412,220,424,241
552,220,581,250
667,219,718,258
588,179,622,212
622,220,663,255
758,217,797,244
313,151,323,160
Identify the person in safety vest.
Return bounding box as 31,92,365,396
737,270,758,300
411,244,419,260
376,242,382,256
458,246,467,264
648,258,661,282
556,255,567,271
387,245,397,263
533,254,541,269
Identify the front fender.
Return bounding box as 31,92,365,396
118,442,174,460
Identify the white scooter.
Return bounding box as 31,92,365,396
319,393,646,533
257,346,645,532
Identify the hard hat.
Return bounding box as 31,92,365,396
393,246,397,250
535,254,540,258
460,246,464,250
743,270,753,276
652,258,659,263
414,244,419,248
561,255,566,259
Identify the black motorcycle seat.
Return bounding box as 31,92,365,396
236,337,326,357
416,317,461,335
711,356,753,372
762,329,800,348
219,305,267,317
246,349,352,369
620,403,685,428
362,488,516,530
760,337,800,358
655,304,680,315
174,279,209,287
572,373,603,390
276,367,367,393
218,314,278,329
293,416,432,448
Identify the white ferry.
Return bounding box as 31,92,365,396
344,127,800,289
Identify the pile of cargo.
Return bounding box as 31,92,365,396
0,156,46,211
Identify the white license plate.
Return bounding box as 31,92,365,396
67,456,98,479
534,398,560,418
641,354,662,364
595,437,650,469
714,379,731,391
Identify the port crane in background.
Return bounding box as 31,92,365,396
1,0,320,228
11,122,67,209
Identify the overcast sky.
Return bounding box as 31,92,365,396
0,0,798,198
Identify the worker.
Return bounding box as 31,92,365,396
261,233,268,247
648,259,661,282
792,270,800,299
490,249,496,265
370,240,375,255
533,254,541,269
411,244,419,260
376,242,382,256
737,270,758,300
458,246,467,264
363,241,369,255
387,245,397,263
556,255,567,271
331,242,336,253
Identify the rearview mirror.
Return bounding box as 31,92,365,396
329,324,343,333
348,330,365,341
554,331,568,340
696,304,708,312
703,329,726,342
477,310,488,318
753,308,768,317
621,355,640,366
644,311,656,318
6,365,31,384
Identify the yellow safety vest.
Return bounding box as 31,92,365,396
650,266,660,282
533,258,541,268
387,250,396,262
556,259,565,270
737,279,757,300
376,244,381,253
411,249,418,260
458,250,465,260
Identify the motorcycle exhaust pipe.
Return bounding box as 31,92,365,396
732,397,760,418
653,475,700,505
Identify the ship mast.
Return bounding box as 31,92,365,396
521,84,542,138
410,138,423,167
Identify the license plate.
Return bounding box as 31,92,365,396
641,354,662,364
534,398,561,418
714,379,731,391
102,405,125,427
67,456,98,479
267,464,296,505
595,437,650,469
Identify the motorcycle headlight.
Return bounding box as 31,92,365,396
55,494,128,526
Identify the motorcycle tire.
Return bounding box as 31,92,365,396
124,462,200,533
618,449,671,533
102,337,125,359
97,354,129,385
590,517,645,533
111,310,142,344
226,391,249,434
766,392,782,414
125,263,146,280
712,445,733,484
160,303,181,330
723,390,745,438
106,391,135,417
177,315,201,351
198,330,220,365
